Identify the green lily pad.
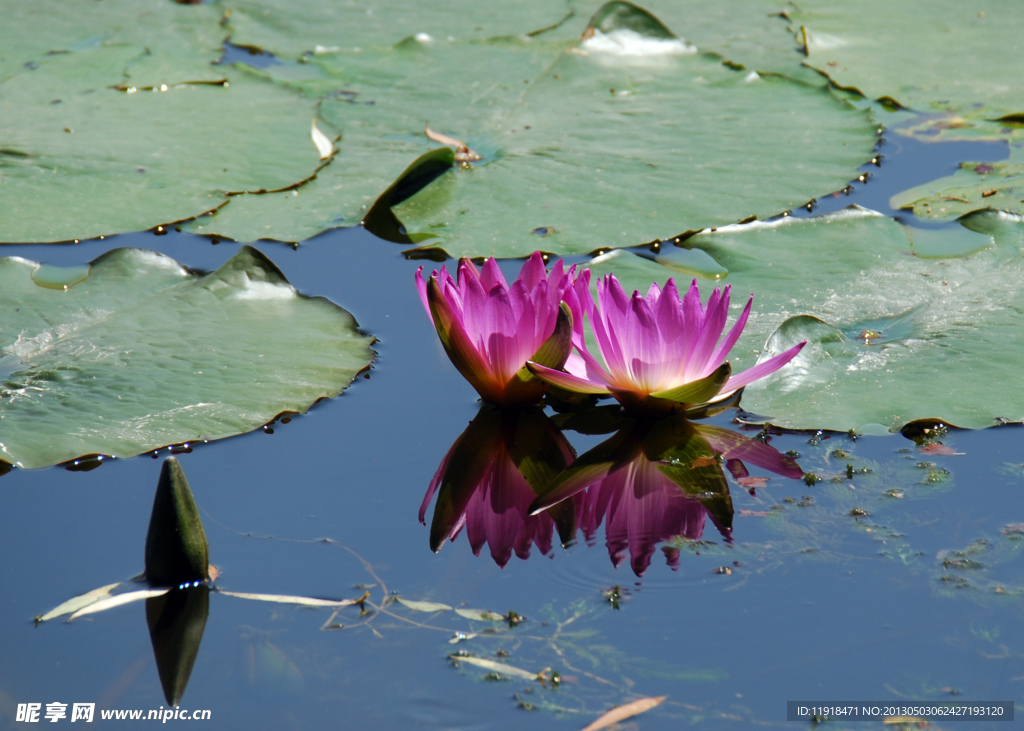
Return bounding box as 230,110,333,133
786,1,1024,121
891,160,1024,220
961,209,1024,248
902,224,995,259
0,0,228,85
225,0,581,58
186,1,875,256
0,246,374,469
0,43,323,243
637,0,826,86
586,208,1024,430
390,31,874,257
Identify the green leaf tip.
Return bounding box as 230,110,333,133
145,457,210,588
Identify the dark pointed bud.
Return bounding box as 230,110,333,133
145,457,210,587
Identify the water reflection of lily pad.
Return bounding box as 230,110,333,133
590,208,1024,430
0,246,374,469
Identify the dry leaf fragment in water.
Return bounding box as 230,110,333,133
397,597,452,612
36,583,123,623
450,655,538,681
217,591,359,607
425,124,482,163
580,696,667,731
311,119,334,160
454,608,505,621
68,589,171,621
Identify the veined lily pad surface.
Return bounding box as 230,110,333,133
587,208,1024,431
0,246,374,469
0,0,324,243
186,1,876,256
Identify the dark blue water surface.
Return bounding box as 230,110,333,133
2,137,1024,730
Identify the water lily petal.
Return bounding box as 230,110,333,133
708,294,752,367
565,270,594,346
519,250,547,291
624,292,663,392
722,341,806,395
415,266,432,321
568,342,616,386
459,277,489,351
428,277,501,399
686,285,728,380
593,275,631,381
479,256,507,291
679,278,703,374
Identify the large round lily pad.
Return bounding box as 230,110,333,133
392,40,874,259
586,208,1024,431
0,246,374,469
184,2,876,256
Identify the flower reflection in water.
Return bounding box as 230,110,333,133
532,415,804,576
419,406,581,567
578,455,719,576
422,407,803,576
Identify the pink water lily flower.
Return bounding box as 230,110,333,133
528,275,806,416
416,252,590,408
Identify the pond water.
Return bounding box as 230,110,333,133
1,129,1023,730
